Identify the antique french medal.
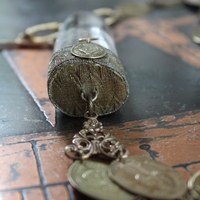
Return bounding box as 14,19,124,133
46,9,191,200
0,2,199,199
45,5,195,200
108,156,187,199
68,160,136,200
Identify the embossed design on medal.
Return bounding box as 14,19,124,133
65,90,134,200
71,33,107,59
108,156,187,200
68,160,137,200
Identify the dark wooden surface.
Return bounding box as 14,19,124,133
0,0,200,199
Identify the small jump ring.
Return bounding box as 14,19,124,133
81,90,98,102
84,111,98,119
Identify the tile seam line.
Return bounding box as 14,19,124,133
1,137,72,146
30,140,51,200
0,181,69,192
0,129,77,140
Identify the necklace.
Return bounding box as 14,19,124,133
52,7,199,200
1,2,200,200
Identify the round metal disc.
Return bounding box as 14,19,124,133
188,170,200,190
108,156,187,200
68,160,136,200
71,43,106,59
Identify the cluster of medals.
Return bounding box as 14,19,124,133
65,109,200,200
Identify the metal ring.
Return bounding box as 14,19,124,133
24,22,61,43
81,90,98,102
84,111,98,119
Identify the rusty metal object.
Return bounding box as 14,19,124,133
47,11,129,117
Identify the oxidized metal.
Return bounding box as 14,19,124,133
108,156,187,199
68,160,136,200
71,33,107,59
65,114,129,159
71,42,106,59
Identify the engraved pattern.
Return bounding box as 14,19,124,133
48,46,126,83
47,46,129,117
108,156,187,200
71,43,106,59
68,160,136,200
65,117,129,159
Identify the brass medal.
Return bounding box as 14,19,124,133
68,160,136,200
108,156,187,200
71,43,106,59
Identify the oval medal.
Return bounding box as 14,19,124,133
68,160,137,200
108,156,187,200
71,43,106,59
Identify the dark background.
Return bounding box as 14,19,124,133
0,0,200,136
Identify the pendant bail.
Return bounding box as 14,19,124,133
81,89,98,117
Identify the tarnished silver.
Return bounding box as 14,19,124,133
65,113,129,160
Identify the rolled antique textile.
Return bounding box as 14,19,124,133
48,11,129,117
